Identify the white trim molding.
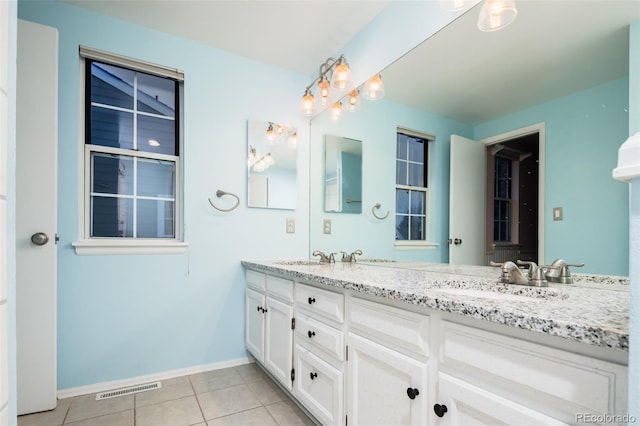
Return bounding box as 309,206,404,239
72,239,188,255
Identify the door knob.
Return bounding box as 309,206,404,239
454,238,462,245
31,232,49,246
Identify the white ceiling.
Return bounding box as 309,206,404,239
62,0,640,124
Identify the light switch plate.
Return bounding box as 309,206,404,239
553,207,563,221
286,218,295,233
323,219,331,234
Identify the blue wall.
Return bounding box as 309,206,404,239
19,1,310,390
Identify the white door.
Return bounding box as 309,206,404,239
264,296,293,390
347,333,428,426
437,373,565,425
449,135,485,265
245,288,265,362
16,19,58,415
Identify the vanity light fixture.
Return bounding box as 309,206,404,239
248,145,275,172
477,0,518,32
362,74,385,100
301,54,351,116
148,139,160,147
266,122,275,143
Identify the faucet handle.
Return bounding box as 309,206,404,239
516,260,538,279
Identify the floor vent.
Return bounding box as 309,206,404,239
95,381,162,400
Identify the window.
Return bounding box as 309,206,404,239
76,47,186,253
395,130,431,242
493,155,512,242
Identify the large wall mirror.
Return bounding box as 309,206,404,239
324,135,362,214
247,119,298,210
308,1,638,276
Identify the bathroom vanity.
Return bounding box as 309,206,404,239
242,260,629,425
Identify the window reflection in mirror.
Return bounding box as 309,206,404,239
247,119,298,210
324,135,362,213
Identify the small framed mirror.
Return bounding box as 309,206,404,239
324,134,362,213
247,119,298,210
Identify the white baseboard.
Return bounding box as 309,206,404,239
57,356,254,400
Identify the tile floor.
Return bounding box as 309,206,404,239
17,363,317,426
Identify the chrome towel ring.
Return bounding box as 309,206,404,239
209,190,240,212
372,203,389,220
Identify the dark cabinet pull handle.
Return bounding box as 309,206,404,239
433,404,448,417
406,388,419,400
307,330,316,338
308,297,316,304
310,372,318,380
257,306,261,312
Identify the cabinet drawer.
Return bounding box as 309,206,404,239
267,275,294,302
350,297,430,358
439,321,628,419
295,313,344,361
295,283,344,323
294,344,343,426
246,270,266,292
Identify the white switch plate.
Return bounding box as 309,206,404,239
286,218,295,233
553,207,563,221
323,219,331,234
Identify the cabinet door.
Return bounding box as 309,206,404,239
294,344,344,426
436,373,566,425
245,288,265,362
347,333,428,426
265,296,294,391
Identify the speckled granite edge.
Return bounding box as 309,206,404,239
241,260,629,352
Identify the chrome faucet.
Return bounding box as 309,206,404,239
490,260,548,286
341,249,363,262
543,259,584,284
490,261,531,285
312,250,335,263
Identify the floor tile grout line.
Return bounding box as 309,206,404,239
188,372,208,425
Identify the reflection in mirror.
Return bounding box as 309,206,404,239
247,119,297,210
309,1,638,275
324,135,362,214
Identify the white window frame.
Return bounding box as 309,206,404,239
72,47,187,255
394,127,437,250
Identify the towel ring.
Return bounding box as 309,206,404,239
209,190,240,212
372,203,389,220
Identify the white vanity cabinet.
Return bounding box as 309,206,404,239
245,270,294,391
434,321,628,424
347,297,431,426
293,283,345,426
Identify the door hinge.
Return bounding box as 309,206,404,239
346,414,348,426
346,345,348,361
291,368,295,382
291,317,295,330
55,233,59,244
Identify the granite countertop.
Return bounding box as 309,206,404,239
241,260,629,352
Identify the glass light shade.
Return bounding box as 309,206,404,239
287,132,298,149
477,0,517,32
348,90,360,112
318,77,331,104
331,58,351,90
362,74,385,100
301,89,316,116
329,102,343,121
266,123,275,143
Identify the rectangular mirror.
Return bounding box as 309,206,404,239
247,119,298,210
324,134,362,213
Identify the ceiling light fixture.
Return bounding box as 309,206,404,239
477,0,518,32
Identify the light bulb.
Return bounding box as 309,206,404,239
266,123,275,143
301,88,315,116
478,0,517,32
329,102,343,121
332,57,351,90
348,90,359,112
318,77,331,104
363,74,385,100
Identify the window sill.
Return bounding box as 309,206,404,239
394,241,438,251
72,239,188,255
